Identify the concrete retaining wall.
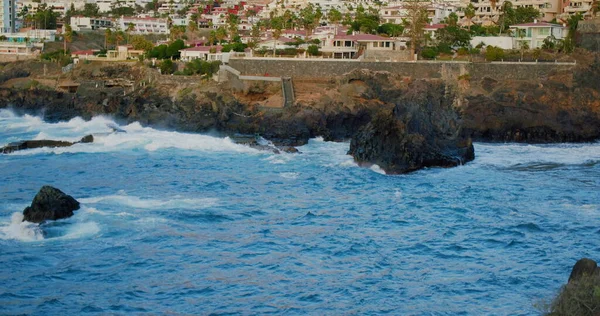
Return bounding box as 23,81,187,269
227,58,575,82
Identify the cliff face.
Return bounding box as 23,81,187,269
462,57,600,143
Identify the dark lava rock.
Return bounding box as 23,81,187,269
23,186,80,223
348,80,474,174
569,258,599,283
1,135,94,154
280,146,299,153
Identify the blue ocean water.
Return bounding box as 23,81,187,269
0,109,599,315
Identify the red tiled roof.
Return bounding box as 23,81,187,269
180,45,223,52
72,50,94,55
511,22,564,27
424,23,446,30
334,34,391,41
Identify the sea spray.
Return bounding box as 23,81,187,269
0,213,44,241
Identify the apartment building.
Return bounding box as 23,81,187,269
118,16,170,34
70,16,113,31
1,0,17,33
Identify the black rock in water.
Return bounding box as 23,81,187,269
1,135,94,154
22,186,80,223
348,80,474,174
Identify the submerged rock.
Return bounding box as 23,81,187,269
348,80,474,174
22,186,80,223
1,135,94,154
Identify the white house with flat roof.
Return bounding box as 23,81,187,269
509,20,568,49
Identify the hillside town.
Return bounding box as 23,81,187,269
0,0,599,67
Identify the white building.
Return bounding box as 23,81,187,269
70,16,113,31
1,0,17,33
118,17,170,34
179,45,223,61
509,20,568,49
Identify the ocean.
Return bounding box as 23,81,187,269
1,108,599,315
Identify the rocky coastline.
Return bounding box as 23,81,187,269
1,56,599,173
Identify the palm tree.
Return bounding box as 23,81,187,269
520,40,529,60
105,28,112,49
328,8,342,34
126,22,135,44
464,4,476,31
63,24,73,55
115,31,124,47
215,26,227,44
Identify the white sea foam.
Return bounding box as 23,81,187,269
280,172,299,179
0,213,44,242
264,155,291,164
79,194,219,210
0,110,260,155
474,142,600,167
370,164,387,175
55,221,100,240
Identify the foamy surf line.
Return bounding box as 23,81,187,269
473,142,600,167
0,109,261,155
0,212,101,242
79,194,219,210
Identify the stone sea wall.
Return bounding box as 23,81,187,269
227,58,576,83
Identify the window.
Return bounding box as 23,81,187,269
539,28,549,36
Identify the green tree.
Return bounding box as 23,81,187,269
298,3,322,36
166,39,185,58
271,16,284,56
63,24,73,55
34,4,59,29
404,0,429,60
131,35,154,51
307,44,319,56
159,59,174,74
377,23,404,37
126,22,135,44
248,23,261,51
349,4,380,34
226,13,239,40
563,13,583,53
436,25,472,48
82,3,100,17
215,26,227,44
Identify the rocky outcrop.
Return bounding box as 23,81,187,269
568,258,600,283
1,135,93,154
348,79,474,174
547,258,600,315
23,186,80,223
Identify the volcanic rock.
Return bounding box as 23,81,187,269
348,80,474,174
568,258,600,283
1,135,93,154
22,186,80,223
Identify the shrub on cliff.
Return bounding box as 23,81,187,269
182,60,221,77
485,46,505,61
421,47,438,59
545,274,600,316
159,59,174,74
307,45,320,56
